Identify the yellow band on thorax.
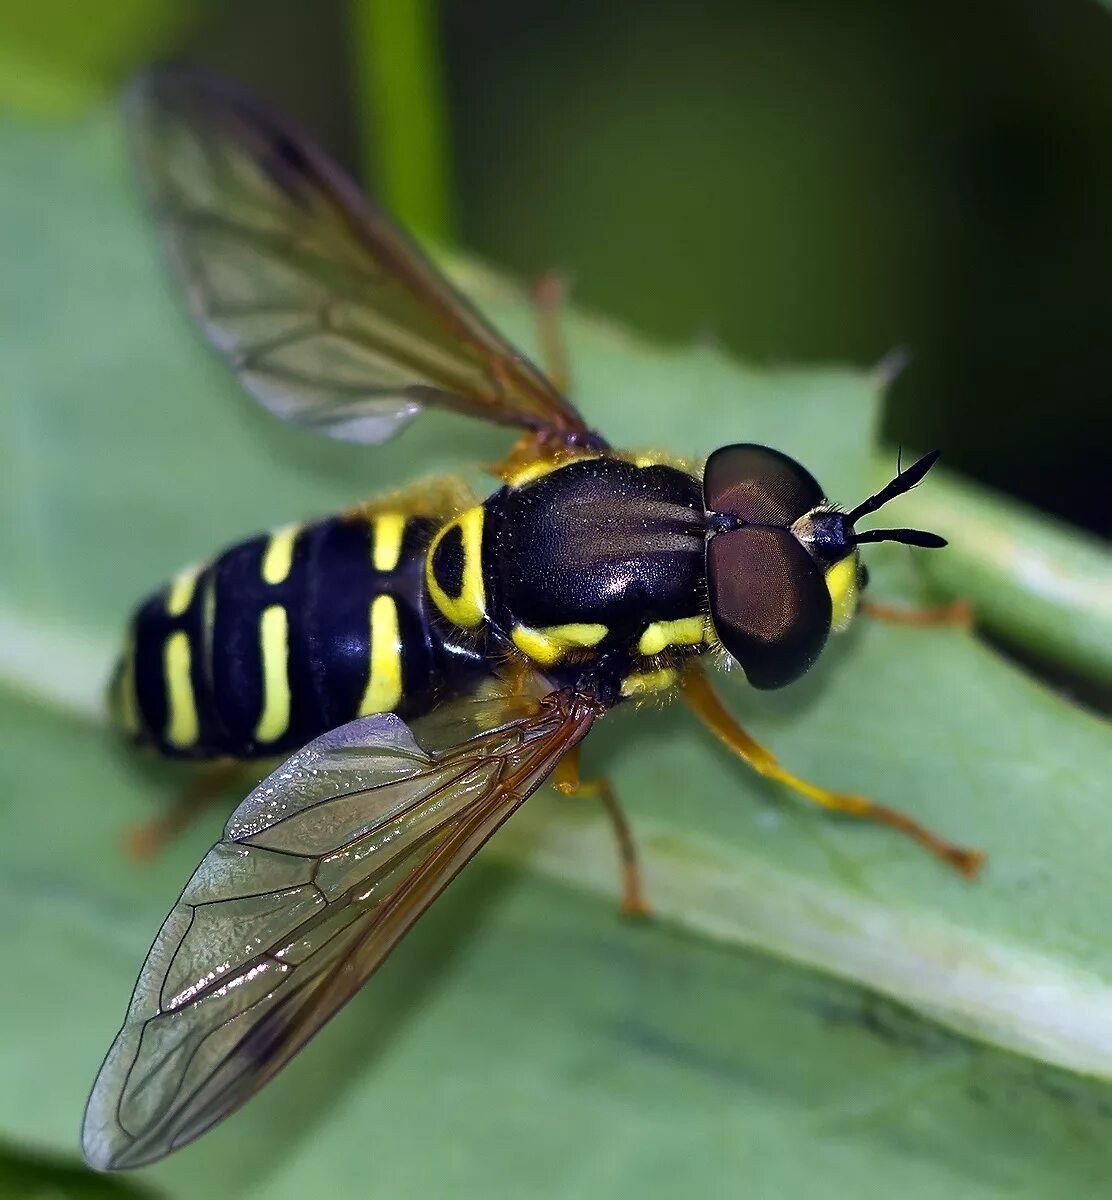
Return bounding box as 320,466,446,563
637,615,707,657
425,505,487,629
511,622,608,666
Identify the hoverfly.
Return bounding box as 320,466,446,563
82,66,981,1171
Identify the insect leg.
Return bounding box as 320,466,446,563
860,598,974,628
531,270,572,396
680,663,985,878
553,745,652,917
484,273,578,481
125,758,254,859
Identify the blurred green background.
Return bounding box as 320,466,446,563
197,0,1112,536
4,0,1109,533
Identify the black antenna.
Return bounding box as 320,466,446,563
854,527,947,548
846,449,946,550
847,449,939,524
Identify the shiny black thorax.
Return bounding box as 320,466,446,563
482,457,707,676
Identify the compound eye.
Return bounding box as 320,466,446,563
707,526,832,689
704,444,825,526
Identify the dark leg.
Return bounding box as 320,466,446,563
531,270,572,395
680,663,984,878
483,273,579,482
125,758,249,859
553,745,652,917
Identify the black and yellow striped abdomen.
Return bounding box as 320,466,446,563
110,509,488,759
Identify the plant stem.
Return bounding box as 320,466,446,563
882,454,1112,688
348,0,455,242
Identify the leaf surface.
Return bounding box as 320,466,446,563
2,111,1112,1196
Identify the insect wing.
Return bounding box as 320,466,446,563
83,691,598,1170
126,66,589,444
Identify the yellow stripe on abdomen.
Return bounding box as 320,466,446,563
255,604,291,743
166,564,201,617
360,594,403,714
261,523,300,585
163,630,199,748
111,629,141,736
372,513,406,573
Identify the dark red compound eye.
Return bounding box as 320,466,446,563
703,444,832,688
705,526,832,689
703,443,825,527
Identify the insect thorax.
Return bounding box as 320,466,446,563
424,454,711,698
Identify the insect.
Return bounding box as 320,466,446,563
82,66,981,1171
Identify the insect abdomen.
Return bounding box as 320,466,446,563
111,511,443,758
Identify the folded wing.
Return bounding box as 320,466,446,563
83,689,598,1170
127,66,589,445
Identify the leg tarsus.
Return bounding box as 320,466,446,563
680,663,984,879
860,598,974,629
554,747,652,917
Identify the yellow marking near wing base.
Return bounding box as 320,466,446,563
372,512,407,573
512,622,608,666
621,667,679,698
255,604,291,743
360,594,403,714
504,451,603,489
166,565,201,617
425,505,487,629
637,615,707,657
261,523,300,585
163,630,199,748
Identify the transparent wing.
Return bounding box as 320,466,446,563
126,66,590,444
83,689,598,1171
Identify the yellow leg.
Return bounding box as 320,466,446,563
860,598,973,629
553,746,652,917
680,664,985,878
125,758,248,860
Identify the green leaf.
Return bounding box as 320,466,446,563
0,1142,149,1198
3,109,1112,1196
